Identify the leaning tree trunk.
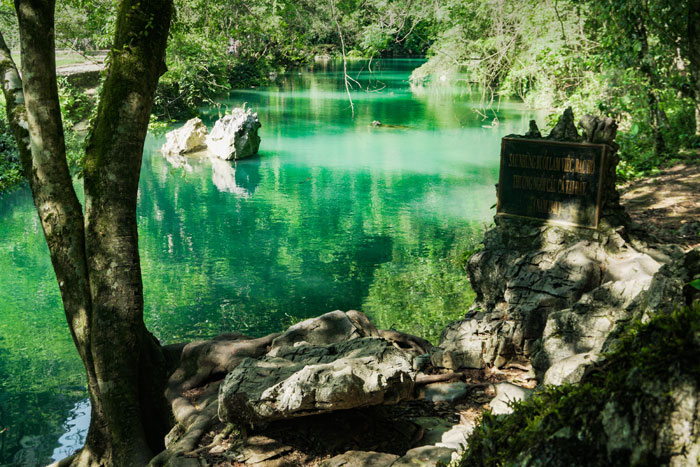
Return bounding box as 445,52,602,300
5,0,174,465
688,0,700,137
5,3,110,464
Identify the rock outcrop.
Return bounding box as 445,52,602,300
161,117,209,155
155,310,488,466
457,302,700,467
207,107,261,161
434,109,694,384
218,337,415,425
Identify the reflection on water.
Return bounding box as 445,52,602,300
209,157,257,197
50,400,90,463
0,58,540,464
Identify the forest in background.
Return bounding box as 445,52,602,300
1,0,698,191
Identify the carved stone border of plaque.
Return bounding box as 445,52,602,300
496,138,608,229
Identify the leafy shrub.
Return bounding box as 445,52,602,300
0,112,22,193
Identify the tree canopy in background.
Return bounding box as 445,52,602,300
411,0,699,177
1,0,698,189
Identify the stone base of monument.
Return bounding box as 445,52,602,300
433,109,700,385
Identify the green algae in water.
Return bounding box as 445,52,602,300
0,59,539,464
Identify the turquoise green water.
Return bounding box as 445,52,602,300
0,59,538,464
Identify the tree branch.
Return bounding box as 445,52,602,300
329,0,354,118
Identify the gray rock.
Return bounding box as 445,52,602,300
597,372,700,466
391,446,456,467
525,119,542,138
422,381,468,403
161,117,208,155
411,417,473,451
268,310,377,356
413,353,431,371
489,382,533,415
439,211,691,383
238,436,293,465
319,450,399,467
580,114,618,146
543,352,597,386
436,424,474,451
218,337,415,425
207,107,261,160
547,107,580,142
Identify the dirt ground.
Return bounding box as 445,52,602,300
619,162,700,250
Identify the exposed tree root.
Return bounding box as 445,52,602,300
379,329,433,355
416,371,459,385
46,452,78,467
150,332,279,466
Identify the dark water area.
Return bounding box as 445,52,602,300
0,58,540,465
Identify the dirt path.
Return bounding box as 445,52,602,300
55,50,106,77
619,162,700,250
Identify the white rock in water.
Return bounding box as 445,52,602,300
161,117,208,155
207,107,261,161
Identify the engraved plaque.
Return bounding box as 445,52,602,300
497,138,607,228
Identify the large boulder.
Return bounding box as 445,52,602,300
161,117,208,155
218,337,415,425
207,107,261,160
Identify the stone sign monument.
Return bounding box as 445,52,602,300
497,138,608,228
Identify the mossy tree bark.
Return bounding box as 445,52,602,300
1,0,173,465
688,0,700,136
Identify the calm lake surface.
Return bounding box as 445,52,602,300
0,59,538,464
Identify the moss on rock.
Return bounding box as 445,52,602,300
458,301,700,466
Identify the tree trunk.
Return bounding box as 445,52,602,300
648,91,666,157
688,0,700,136
695,94,700,137
8,4,111,464
81,0,174,463
6,0,174,465
635,21,666,158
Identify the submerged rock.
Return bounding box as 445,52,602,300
218,337,415,425
207,107,261,160
161,117,208,155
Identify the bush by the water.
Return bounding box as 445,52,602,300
0,113,21,194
